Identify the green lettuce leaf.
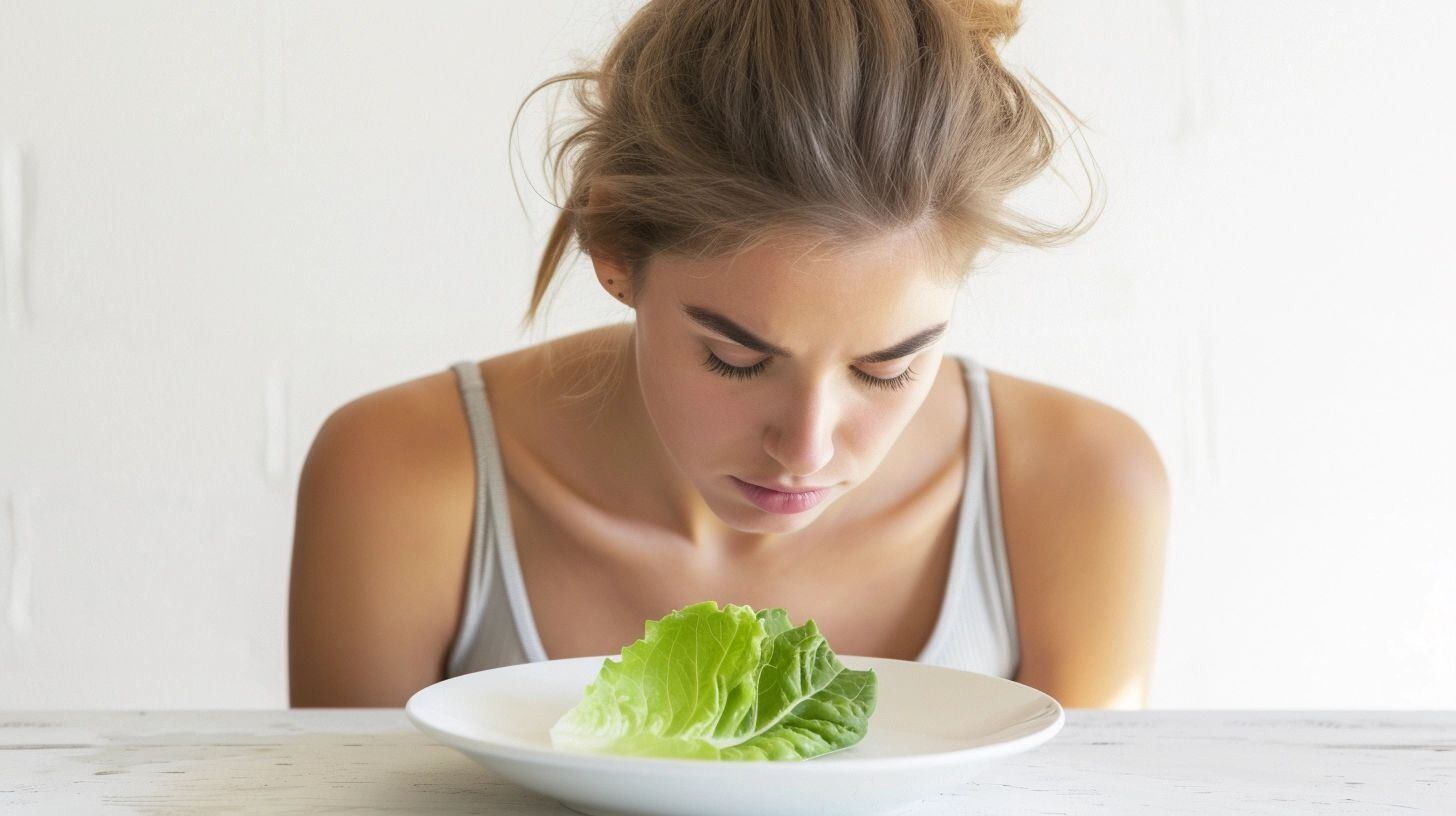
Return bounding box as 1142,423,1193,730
547,600,877,761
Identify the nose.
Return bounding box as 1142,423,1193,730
762,379,836,478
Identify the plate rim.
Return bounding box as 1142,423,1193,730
406,654,1064,773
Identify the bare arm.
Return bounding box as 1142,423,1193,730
288,389,471,707
995,376,1170,709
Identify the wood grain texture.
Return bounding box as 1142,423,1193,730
1,710,1452,814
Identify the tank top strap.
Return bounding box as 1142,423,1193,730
916,352,1021,678
957,353,1021,677
446,360,495,673
446,360,547,674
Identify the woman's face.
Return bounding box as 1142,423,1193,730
620,228,961,536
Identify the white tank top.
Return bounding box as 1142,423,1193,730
443,353,1020,679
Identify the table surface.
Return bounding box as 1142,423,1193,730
2,710,1452,814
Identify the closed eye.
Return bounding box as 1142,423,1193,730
701,350,917,392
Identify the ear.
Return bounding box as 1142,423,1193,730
586,185,635,307
589,250,634,307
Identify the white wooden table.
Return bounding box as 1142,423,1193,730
2,710,1452,814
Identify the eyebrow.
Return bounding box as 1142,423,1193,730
681,304,948,365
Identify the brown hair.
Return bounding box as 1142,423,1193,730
509,0,1102,407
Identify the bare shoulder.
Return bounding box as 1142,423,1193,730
300,320,626,506
287,361,482,705
983,367,1170,709
306,361,483,523
985,368,1168,502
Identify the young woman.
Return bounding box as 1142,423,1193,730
289,0,1168,709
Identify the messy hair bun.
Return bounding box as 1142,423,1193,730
512,0,1102,330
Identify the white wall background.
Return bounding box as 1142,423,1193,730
1,0,1452,710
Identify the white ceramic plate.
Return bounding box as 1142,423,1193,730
406,655,1063,816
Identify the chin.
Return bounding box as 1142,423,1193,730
709,489,832,535
734,511,821,535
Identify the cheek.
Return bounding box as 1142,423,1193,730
838,400,917,462
638,354,742,447
645,373,771,478
679,380,760,453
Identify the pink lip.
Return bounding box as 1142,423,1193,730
731,476,833,515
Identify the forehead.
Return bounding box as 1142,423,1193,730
651,228,957,325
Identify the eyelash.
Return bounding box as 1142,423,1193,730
701,351,918,392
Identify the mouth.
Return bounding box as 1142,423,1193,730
730,476,834,515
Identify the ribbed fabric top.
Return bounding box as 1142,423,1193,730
443,353,1020,680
